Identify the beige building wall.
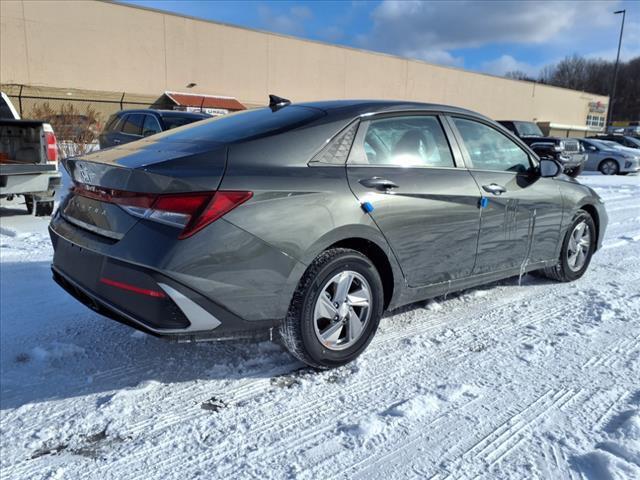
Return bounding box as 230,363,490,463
1,0,608,128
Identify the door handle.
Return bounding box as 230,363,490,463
113,139,121,144
482,183,507,195
359,177,399,191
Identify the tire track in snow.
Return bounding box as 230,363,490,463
292,305,578,480
100,287,565,480
98,257,637,479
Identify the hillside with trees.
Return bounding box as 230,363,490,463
505,55,640,122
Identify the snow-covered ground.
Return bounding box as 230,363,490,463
1,173,639,480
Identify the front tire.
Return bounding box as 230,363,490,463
535,210,596,282
599,159,619,175
24,195,35,214
565,164,584,178
279,248,384,369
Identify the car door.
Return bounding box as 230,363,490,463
581,140,603,170
447,116,564,274
346,114,482,287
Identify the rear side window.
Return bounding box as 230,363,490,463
121,114,145,136
453,117,531,173
104,114,120,132
350,115,455,168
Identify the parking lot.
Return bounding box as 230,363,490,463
1,172,639,479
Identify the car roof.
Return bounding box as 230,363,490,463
292,99,488,121
116,109,210,118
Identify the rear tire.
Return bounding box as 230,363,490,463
535,209,595,282
599,159,619,175
34,201,54,217
279,248,384,369
565,164,584,178
25,195,35,215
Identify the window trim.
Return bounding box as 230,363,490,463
346,112,462,170
444,114,537,175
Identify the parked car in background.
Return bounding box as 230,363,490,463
497,120,585,177
577,138,640,175
589,134,640,149
0,91,61,216
99,109,210,148
51,98,607,369
623,121,640,137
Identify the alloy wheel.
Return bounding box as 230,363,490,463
313,270,372,351
600,160,618,175
567,221,591,272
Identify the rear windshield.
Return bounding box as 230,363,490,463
148,106,325,143
513,122,543,137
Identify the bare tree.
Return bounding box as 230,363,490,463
27,102,102,158
504,55,639,122
504,70,536,82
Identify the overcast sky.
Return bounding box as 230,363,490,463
121,0,639,77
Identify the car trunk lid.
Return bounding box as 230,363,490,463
61,138,227,240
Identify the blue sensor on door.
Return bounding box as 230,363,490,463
480,197,489,209
361,201,374,213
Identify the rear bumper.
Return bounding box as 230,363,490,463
0,169,61,197
50,226,279,340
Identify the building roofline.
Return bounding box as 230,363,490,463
110,1,606,100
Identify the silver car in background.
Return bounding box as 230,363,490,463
578,138,640,175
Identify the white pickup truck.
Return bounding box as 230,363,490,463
1,91,62,215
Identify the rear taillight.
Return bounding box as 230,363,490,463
43,124,58,164
73,184,252,239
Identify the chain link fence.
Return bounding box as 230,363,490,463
3,84,157,158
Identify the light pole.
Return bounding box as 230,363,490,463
606,9,626,128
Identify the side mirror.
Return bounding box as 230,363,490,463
539,158,562,178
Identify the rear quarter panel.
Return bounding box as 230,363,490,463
219,126,405,309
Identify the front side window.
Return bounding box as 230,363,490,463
453,117,531,173
121,114,145,136
624,137,640,148
142,115,162,136
351,115,455,168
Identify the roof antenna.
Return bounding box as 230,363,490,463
269,94,291,112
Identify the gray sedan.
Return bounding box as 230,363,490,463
578,138,640,175
50,99,608,369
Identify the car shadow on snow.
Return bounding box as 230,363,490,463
0,260,305,410
0,260,556,410
0,204,31,218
